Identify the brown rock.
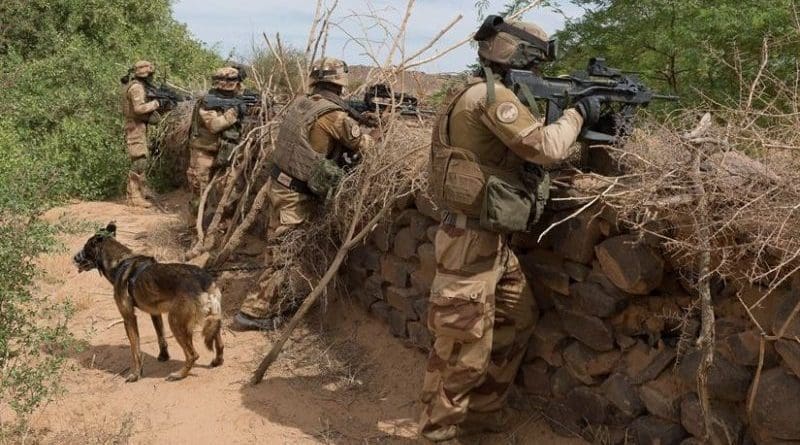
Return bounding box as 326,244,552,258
357,275,383,308
563,341,621,379
621,341,660,377
558,308,615,352
639,372,689,422
552,211,604,264
510,231,544,251
527,311,567,367
407,321,432,350
393,193,414,210
371,221,394,252
566,386,611,424
630,416,687,445
677,350,752,402
569,281,627,318
530,277,558,311
346,264,369,287
412,298,428,321
564,260,591,282
426,225,438,243
611,303,666,343
415,191,443,222
544,399,583,437
551,367,582,399
521,359,551,396
388,309,408,338
722,330,777,368
752,368,800,441
410,269,434,294
417,243,435,272
351,244,382,271
595,235,664,295
370,300,391,322
680,394,743,444
635,345,677,385
385,286,419,320
602,373,645,419
521,249,570,295
380,254,412,287
398,209,433,240
393,227,418,260
776,340,800,378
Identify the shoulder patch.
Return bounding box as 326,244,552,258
496,102,519,124
350,123,362,138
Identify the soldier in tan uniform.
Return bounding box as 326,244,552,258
121,60,162,207
185,67,243,225
419,16,604,442
233,57,374,331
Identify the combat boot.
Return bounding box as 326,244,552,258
126,173,152,208
421,425,458,442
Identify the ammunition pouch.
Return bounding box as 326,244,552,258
308,159,345,199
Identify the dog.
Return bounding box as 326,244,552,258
73,222,223,382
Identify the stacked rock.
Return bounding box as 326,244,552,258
342,191,800,445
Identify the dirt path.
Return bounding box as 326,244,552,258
24,193,585,444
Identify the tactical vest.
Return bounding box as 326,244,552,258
429,76,549,233
121,80,151,123
188,94,240,154
272,95,341,182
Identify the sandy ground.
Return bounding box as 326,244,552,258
17,193,586,445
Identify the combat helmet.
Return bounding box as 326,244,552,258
475,15,557,69
309,57,349,88
133,60,155,78
212,66,242,91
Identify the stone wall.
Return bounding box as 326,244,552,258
342,191,800,445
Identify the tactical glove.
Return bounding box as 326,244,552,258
157,97,171,110
574,96,602,128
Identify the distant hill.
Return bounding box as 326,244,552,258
348,65,465,99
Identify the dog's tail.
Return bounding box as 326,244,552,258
199,284,223,351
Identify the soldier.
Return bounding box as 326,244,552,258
232,57,374,331
419,16,604,441
185,66,244,225
121,60,163,207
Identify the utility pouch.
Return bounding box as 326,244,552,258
431,146,486,218
480,175,533,233
308,159,345,198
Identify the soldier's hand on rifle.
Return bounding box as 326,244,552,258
236,103,248,119
574,96,604,128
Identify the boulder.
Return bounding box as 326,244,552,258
722,330,777,368
385,286,419,320
527,311,567,367
521,249,570,295
677,350,753,402
634,345,677,384
680,394,743,445
551,210,604,265
563,341,621,380
569,281,627,318
380,254,413,287
371,220,394,252
392,227,418,260
426,225,438,243
551,367,582,399
630,416,687,445
350,244,383,271
751,368,800,441
415,191,443,221
544,399,583,438
357,274,383,308
564,260,591,282
410,269,434,294
395,208,432,241
639,372,689,422
601,373,645,419
370,300,391,322
412,298,428,321
775,339,800,378
595,235,664,295
558,308,615,352
388,309,408,338
521,359,551,396
565,386,612,424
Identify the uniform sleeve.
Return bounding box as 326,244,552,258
128,83,160,116
479,85,583,165
198,107,238,134
315,110,373,152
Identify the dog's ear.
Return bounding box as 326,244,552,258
106,222,117,237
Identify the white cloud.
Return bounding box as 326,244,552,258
172,0,582,72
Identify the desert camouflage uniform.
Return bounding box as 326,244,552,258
420,76,583,437
238,101,373,319
121,60,160,207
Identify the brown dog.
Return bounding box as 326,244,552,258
73,222,223,382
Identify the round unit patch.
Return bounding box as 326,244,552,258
350,123,362,138
496,102,519,124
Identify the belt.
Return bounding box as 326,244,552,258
270,165,313,195
441,212,483,230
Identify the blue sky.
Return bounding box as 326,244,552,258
172,0,583,73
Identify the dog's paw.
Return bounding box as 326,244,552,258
166,372,186,382
210,357,224,367
157,351,170,362
125,373,140,383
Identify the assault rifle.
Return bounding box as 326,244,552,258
202,89,262,115
347,84,434,117
505,57,678,143
145,82,190,112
